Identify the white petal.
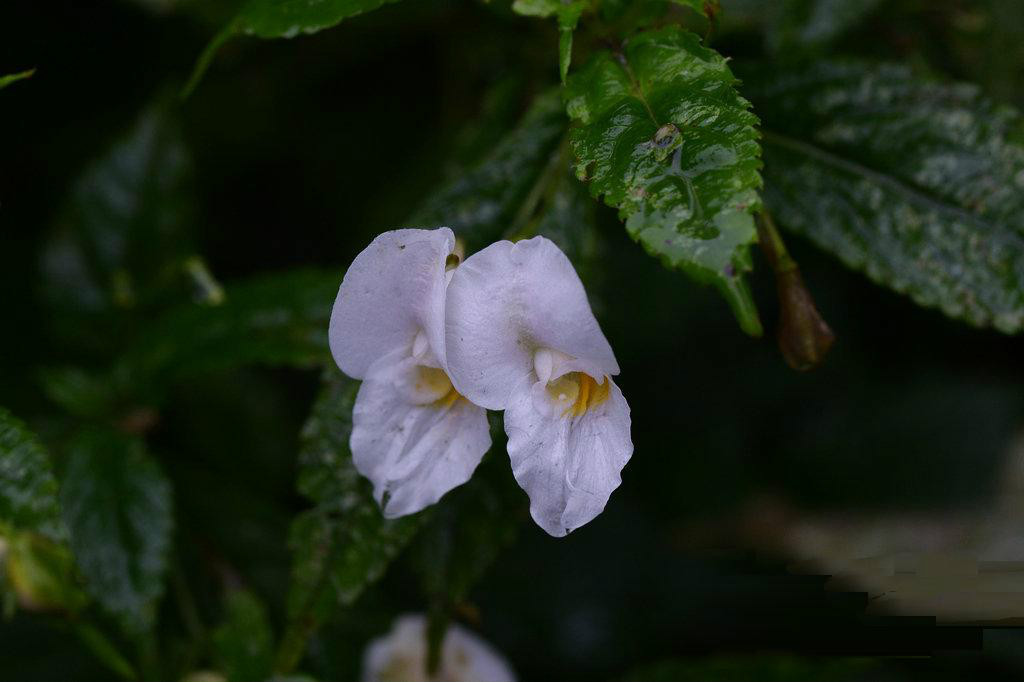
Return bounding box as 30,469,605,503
445,236,618,410
442,622,517,682
505,375,632,537
351,352,491,518
362,614,516,682
330,228,454,379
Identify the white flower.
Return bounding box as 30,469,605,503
329,228,491,518
362,614,516,682
445,236,633,537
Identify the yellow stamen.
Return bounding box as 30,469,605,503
546,372,610,417
412,366,462,409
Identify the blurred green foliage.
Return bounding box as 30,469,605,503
2,0,1024,680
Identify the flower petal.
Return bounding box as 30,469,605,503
330,228,454,379
505,375,633,537
445,236,619,410
351,352,491,518
362,614,516,682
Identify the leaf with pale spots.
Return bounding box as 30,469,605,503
60,429,173,635
0,408,66,541
212,590,275,682
565,26,764,336
285,368,425,633
744,60,1024,333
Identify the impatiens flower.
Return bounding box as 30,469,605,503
362,614,516,682
329,228,491,518
445,236,633,537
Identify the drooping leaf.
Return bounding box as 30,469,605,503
114,268,340,404
512,0,589,81
745,60,1024,333
565,26,764,335
0,69,35,91
279,368,424,669
41,103,195,316
409,90,568,253
212,589,275,682
185,0,403,96
0,408,65,541
60,429,174,634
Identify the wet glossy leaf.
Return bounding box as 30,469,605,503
565,26,764,335
212,590,275,682
115,268,340,403
409,90,568,253
0,408,65,541
0,69,35,91
284,369,424,649
60,429,173,634
746,61,1024,333
42,104,194,315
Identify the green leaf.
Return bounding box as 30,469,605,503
0,69,35,91
42,103,195,316
114,268,340,404
234,0,400,37
512,0,588,81
565,26,764,336
768,0,882,51
412,448,522,610
745,60,1024,333
212,590,275,682
278,368,424,670
39,367,117,420
0,408,65,541
409,90,568,253
5,531,86,612
669,0,720,20
533,164,604,285
60,429,174,634
185,0,402,96
72,622,137,681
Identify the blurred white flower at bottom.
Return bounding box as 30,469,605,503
362,614,516,682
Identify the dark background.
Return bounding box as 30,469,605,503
3,0,1024,680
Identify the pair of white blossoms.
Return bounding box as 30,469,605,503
329,228,632,536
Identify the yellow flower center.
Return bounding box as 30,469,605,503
545,372,610,417
412,366,461,409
